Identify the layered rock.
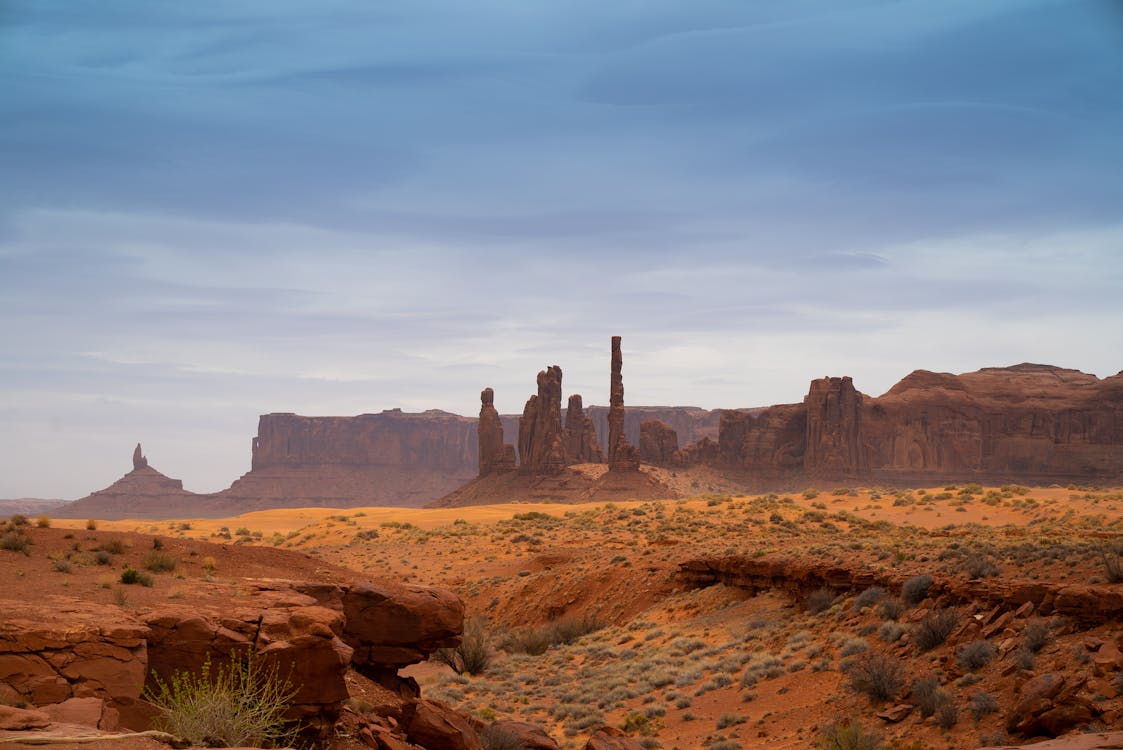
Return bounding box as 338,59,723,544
804,376,868,476
564,395,603,464
638,420,678,465
607,337,639,472
518,367,567,475
478,388,516,476
712,364,1123,486
55,449,201,520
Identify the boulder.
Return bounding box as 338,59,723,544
342,583,463,669
485,720,560,750
585,726,646,750
405,699,483,750
1007,673,1095,737
0,704,50,730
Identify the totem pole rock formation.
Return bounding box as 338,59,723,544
639,419,679,465
132,443,147,470
518,366,567,475
607,336,640,472
564,394,603,464
478,388,516,476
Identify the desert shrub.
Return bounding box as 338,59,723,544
935,701,958,729
1013,647,1035,670
480,724,524,750
913,608,957,651
901,574,934,605
94,550,112,565
839,638,870,657
52,558,71,573
120,566,154,587
963,552,1000,579
846,652,904,702
877,597,906,621
968,691,998,720
1101,543,1123,583
878,622,906,644
101,539,126,555
36,516,50,528
8,514,29,527
818,720,881,750
145,651,297,748
912,677,946,718
806,587,836,614
434,616,491,675
854,586,886,611
502,615,601,656
0,531,31,556
86,519,97,530
1023,619,1051,653
143,551,177,573
956,640,996,671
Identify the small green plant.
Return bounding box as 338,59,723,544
120,566,154,587
145,651,298,748
433,616,492,675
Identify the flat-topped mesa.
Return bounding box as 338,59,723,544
607,336,640,472
478,388,516,476
564,394,603,463
518,365,567,475
804,375,868,476
132,443,147,470
639,419,678,465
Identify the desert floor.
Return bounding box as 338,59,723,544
10,482,1123,749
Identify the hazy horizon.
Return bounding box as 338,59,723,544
3,0,1122,498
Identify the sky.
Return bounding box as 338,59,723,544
2,0,1122,499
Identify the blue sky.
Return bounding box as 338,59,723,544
2,0,1122,498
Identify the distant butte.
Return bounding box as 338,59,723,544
47,350,1123,517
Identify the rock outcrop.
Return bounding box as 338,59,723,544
517,367,567,475
638,420,678,465
478,388,516,477
607,337,639,472
564,395,603,464
55,448,201,520
712,364,1123,486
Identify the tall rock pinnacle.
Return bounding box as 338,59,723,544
132,443,148,470
517,366,567,475
607,336,639,472
478,388,516,476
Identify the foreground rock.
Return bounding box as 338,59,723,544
981,731,1123,749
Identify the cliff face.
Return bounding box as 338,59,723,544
715,364,1123,485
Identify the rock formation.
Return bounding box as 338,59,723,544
478,388,516,476
55,447,200,519
804,375,868,476
638,420,678,465
564,395,603,464
518,366,567,475
607,336,639,472
711,364,1123,486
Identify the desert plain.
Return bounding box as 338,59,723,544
4,479,1123,750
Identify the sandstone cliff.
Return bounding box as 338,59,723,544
714,364,1123,486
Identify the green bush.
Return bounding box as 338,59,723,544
145,651,297,748
434,616,492,675
120,566,154,587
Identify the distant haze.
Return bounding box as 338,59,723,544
2,1,1121,498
